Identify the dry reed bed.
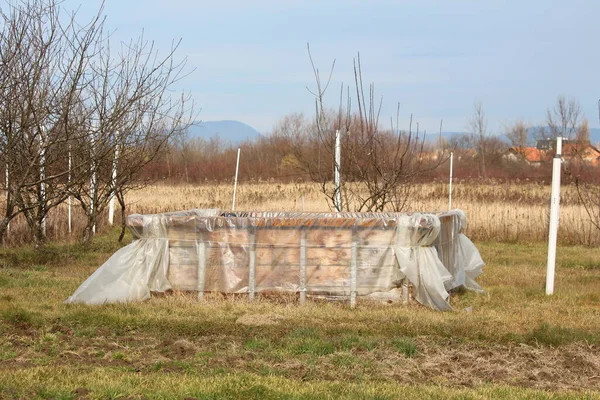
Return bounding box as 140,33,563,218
126,182,600,246
1,181,597,245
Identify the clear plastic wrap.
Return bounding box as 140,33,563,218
66,208,485,310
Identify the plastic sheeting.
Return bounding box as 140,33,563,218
66,208,485,310
452,209,486,292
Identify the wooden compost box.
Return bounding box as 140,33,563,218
127,210,462,304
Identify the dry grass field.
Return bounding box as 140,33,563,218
0,181,599,399
0,234,599,399
3,181,598,246
126,181,599,245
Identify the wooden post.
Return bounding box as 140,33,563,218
232,148,241,211
196,239,206,300
299,229,307,304
248,228,256,300
350,230,358,308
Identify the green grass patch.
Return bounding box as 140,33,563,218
524,323,599,347
1,306,41,327
391,337,418,357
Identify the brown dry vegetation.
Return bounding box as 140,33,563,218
124,181,600,246
3,181,599,246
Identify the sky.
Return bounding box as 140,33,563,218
63,0,600,135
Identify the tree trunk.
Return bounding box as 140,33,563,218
117,190,127,243
0,217,12,245
479,142,487,179
81,213,96,245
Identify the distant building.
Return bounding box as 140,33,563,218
505,140,600,167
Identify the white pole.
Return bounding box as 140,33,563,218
90,165,96,234
448,152,454,210
67,145,72,234
334,129,342,212
108,131,120,226
90,126,97,235
546,137,563,295
39,129,46,237
231,148,241,211
5,164,9,234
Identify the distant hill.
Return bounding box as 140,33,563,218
186,120,261,144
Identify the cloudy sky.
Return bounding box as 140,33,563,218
63,0,600,135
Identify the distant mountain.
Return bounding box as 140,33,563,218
186,120,261,144
424,131,470,143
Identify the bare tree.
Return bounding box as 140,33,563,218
468,101,488,178
575,170,600,241
0,0,103,245
301,46,438,212
0,0,195,245
545,95,582,140
576,118,590,142
505,119,530,149
69,30,195,243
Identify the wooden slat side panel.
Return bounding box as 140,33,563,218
166,223,405,296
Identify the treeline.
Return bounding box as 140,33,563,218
144,109,597,186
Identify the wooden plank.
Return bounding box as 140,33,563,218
305,265,350,287
255,264,301,289
168,264,197,291
255,246,300,266
165,217,198,240
305,247,351,266
169,245,197,266
255,228,301,247
357,229,396,247
307,228,352,247
206,245,249,267
207,228,249,246
357,247,395,267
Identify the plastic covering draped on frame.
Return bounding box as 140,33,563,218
66,209,485,311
